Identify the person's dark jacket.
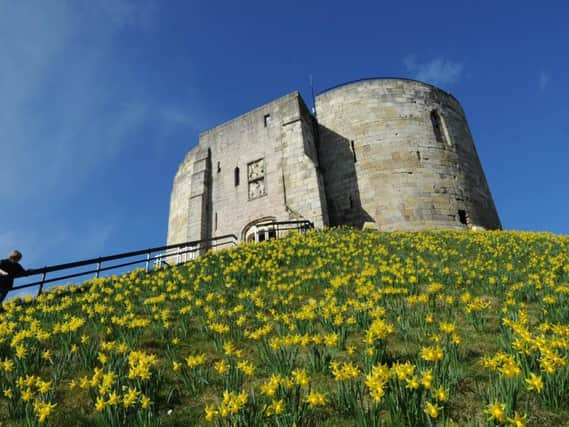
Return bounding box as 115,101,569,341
0,259,26,291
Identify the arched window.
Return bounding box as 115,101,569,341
430,110,452,146
242,217,277,242
234,167,240,187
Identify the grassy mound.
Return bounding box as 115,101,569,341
1,228,568,426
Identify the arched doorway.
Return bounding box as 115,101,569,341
241,217,278,243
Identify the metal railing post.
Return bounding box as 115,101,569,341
95,261,101,278
37,272,46,297
145,252,150,273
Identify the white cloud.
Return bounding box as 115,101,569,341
0,1,193,203
0,3,133,199
538,71,549,92
0,2,211,303
0,2,150,266
404,56,464,87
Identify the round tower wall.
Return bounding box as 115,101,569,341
315,79,501,231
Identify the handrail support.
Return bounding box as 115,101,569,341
37,272,46,297
145,253,151,273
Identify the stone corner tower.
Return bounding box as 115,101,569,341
315,78,501,231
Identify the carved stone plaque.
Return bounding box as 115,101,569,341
248,179,266,199
248,159,264,181
247,159,266,199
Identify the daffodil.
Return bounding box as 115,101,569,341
484,400,506,423
420,346,444,362
424,401,442,418
507,411,527,427
524,372,544,393
304,391,327,407
123,387,139,408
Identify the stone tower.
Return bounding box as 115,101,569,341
315,78,501,231
167,78,500,246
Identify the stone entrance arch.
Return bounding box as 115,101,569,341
241,217,278,242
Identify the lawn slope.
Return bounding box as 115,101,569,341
1,229,568,426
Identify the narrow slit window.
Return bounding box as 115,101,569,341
263,114,271,127
234,167,240,187
215,212,218,230
458,209,468,225
431,110,452,146
431,110,444,144
350,140,357,163
217,161,221,173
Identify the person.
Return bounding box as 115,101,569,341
0,250,27,306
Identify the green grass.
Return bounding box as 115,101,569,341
0,228,568,426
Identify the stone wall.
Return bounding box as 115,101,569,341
280,99,328,228
167,149,197,245
315,79,501,231
168,78,501,247
167,92,327,245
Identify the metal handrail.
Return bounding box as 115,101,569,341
261,220,314,228
10,234,238,297
8,219,315,300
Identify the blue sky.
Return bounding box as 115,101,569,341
1,1,568,282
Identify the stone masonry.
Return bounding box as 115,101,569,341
167,78,501,246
